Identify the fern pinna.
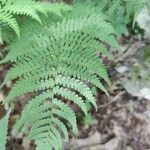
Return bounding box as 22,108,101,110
0,0,71,43
0,3,119,150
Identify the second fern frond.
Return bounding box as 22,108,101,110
0,0,71,43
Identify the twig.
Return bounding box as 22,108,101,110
116,41,145,62
99,91,125,108
74,142,102,150
73,133,115,150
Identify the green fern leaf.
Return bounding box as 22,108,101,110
78,0,144,35
0,110,10,150
0,0,71,42
0,3,119,150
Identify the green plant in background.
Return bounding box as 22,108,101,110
136,0,150,39
0,0,71,43
0,111,10,150
83,113,96,126
83,87,97,126
0,0,145,150
77,0,145,35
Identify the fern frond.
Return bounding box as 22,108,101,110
125,0,144,24
108,0,122,14
0,0,71,42
0,110,10,150
78,0,144,35
1,3,119,149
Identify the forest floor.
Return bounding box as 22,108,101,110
0,36,150,150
